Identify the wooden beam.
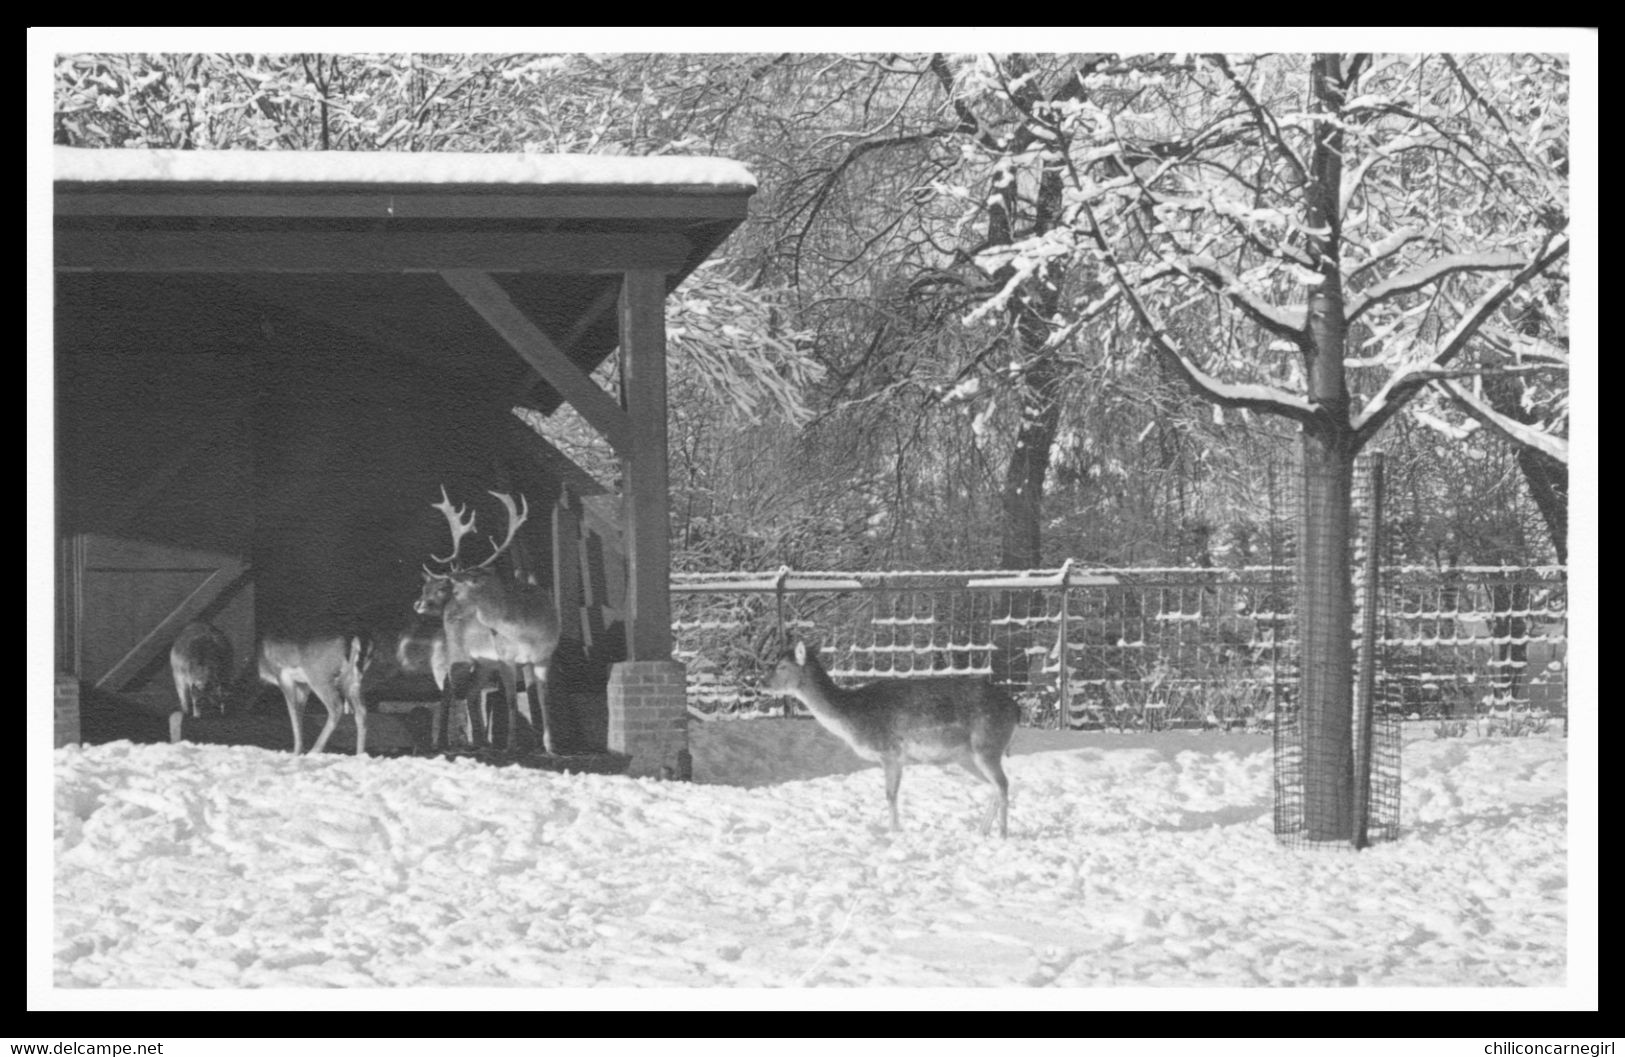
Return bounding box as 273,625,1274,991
580,494,624,557
57,190,751,222
505,416,610,499
618,269,674,662
56,230,693,275
95,558,250,692
557,282,625,351
508,280,622,396
219,277,466,385
552,489,588,647
501,422,624,601
443,270,633,456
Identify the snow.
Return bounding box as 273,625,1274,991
54,146,757,192
47,720,1573,995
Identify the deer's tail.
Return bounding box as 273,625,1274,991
348,631,375,676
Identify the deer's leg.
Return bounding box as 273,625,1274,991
429,693,448,753
173,672,192,720
306,679,345,755
279,678,308,755
512,663,542,753
532,661,555,756
459,665,487,749
497,664,521,754
481,674,497,747
883,758,903,832
170,674,192,744
429,644,449,752
429,665,454,752
444,663,477,748
344,669,369,758
971,752,1010,838
351,701,368,757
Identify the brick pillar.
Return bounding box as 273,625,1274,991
54,674,81,748
607,660,690,779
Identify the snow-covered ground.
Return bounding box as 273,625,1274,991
47,719,1575,994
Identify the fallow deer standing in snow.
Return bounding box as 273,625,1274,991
765,639,1020,837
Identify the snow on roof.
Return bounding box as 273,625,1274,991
54,146,756,193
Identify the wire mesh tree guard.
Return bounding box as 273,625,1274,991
1269,452,1402,849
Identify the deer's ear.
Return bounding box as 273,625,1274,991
794,640,808,666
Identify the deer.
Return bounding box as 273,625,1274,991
416,487,561,755
764,639,1020,838
170,621,234,719
257,631,373,756
408,580,506,750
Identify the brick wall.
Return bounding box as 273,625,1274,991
606,660,690,779
55,674,81,748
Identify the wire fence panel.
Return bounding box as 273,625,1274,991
673,564,1565,725
1380,565,1568,724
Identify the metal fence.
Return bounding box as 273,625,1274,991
1378,565,1569,721
672,561,1567,731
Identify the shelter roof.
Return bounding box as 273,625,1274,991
54,147,757,415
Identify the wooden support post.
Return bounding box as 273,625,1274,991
1057,559,1073,731
442,269,633,455
618,270,674,662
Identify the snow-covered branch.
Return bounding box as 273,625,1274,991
1479,325,1570,366
1081,206,1316,424
1205,54,1310,192
1179,256,1307,338
1344,225,1428,284
1338,134,1421,219
1436,379,1568,464
1351,231,1569,444
1346,250,1528,323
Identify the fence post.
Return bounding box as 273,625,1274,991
1057,559,1073,730
774,564,791,718
773,564,790,645
1353,454,1384,850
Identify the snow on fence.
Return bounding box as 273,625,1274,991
1378,564,1568,726
671,563,1567,730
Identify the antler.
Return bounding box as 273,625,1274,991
429,485,478,567
470,491,529,571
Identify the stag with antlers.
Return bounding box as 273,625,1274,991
417,487,562,755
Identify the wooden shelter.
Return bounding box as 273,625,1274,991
54,147,755,764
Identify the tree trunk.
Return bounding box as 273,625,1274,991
1297,425,1356,840
1484,378,1568,564
1294,53,1359,841
989,114,1066,683
995,151,1066,570
998,354,1061,569
1515,447,1567,565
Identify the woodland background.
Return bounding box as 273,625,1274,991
53,51,1572,575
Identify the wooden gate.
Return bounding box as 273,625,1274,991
63,533,253,711
57,289,257,732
